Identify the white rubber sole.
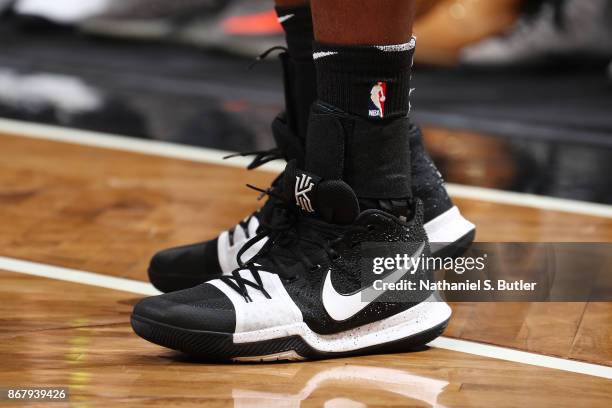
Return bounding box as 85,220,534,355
424,206,475,245
233,294,452,355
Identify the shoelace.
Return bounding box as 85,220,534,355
222,145,286,243
223,45,289,169
248,45,288,70
226,214,256,246
222,169,284,243
221,45,292,240
220,187,365,302
223,148,284,171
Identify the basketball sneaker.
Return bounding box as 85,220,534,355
79,0,223,40
460,0,612,67
132,159,451,361
413,0,521,66
14,0,111,25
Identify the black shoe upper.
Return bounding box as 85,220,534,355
408,124,453,222
148,238,221,293
134,282,235,333
279,163,432,334
282,206,432,335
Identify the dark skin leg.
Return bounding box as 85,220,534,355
311,0,416,45
275,0,415,44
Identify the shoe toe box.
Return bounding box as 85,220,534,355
148,239,222,292
133,283,236,333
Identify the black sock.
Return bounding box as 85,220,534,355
305,39,418,203
313,38,416,121
274,5,316,142
275,5,314,61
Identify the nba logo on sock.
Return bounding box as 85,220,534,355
369,81,386,119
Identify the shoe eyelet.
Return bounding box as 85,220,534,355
310,264,321,271
367,224,377,232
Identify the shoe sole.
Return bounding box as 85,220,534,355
131,297,451,362
425,206,476,258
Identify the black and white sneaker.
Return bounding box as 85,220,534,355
148,122,475,292
132,162,451,361
79,0,224,40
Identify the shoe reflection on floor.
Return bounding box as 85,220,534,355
231,364,449,408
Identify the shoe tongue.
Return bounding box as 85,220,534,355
283,160,360,225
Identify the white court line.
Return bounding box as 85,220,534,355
0,256,161,296
446,184,612,220
0,118,261,171
429,337,612,380
1,255,611,380
1,117,611,219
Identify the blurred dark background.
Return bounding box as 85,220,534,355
0,0,611,204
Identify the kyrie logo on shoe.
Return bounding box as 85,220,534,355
369,81,387,119
295,173,315,213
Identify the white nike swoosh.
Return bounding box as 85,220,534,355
312,51,338,60
277,14,294,24
322,242,426,321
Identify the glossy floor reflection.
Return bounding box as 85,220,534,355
423,127,612,204
2,271,610,408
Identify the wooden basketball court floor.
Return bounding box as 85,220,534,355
0,118,611,407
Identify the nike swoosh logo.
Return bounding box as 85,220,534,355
277,14,294,24
322,242,426,321
312,51,338,60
